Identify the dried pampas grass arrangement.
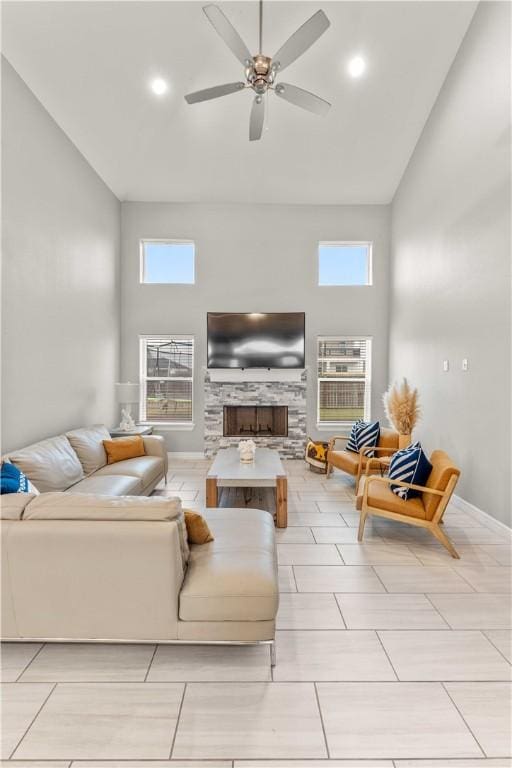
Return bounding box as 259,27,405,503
383,378,420,436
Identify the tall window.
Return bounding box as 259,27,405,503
317,337,371,425
140,240,195,284
318,242,372,286
139,336,194,425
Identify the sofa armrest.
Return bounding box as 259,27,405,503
143,435,168,480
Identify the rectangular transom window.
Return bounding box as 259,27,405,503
318,242,372,286
140,240,195,284
317,337,372,424
139,336,194,425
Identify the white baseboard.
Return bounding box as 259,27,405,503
167,451,205,459
451,494,511,538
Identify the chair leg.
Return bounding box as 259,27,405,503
358,511,368,542
270,640,276,667
326,462,332,478
430,523,460,559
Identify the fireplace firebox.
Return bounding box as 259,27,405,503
223,406,288,438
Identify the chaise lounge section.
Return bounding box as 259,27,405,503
1,493,279,656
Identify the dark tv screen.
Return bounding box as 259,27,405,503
207,312,305,369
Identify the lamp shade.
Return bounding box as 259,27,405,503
115,382,140,403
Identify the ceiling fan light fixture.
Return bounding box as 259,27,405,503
184,3,332,140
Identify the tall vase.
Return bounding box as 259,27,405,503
398,433,412,449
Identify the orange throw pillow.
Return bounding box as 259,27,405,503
184,510,214,544
103,435,146,464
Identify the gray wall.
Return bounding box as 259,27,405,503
389,2,511,525
1,59,121,452
121,202,391,451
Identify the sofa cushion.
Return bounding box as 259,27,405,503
66,425,110,475
179,507,278,623
7,435,84,492
94,456,163,489
0,493,37,520
199,507,275,552
23,491,183,521
67,474,142,496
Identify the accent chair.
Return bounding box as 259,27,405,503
358,449,461,558
326,427,402,487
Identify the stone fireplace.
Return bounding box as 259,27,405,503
204,370,307,458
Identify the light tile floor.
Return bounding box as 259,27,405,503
1,457,511,766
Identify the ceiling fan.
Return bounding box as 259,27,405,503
184,1,331,141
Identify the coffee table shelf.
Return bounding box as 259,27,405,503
206,447,287,528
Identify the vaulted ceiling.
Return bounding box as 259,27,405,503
2,1,477,203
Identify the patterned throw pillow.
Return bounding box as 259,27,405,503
305,438,329,473
389,441,433,500
0,462,30,494
346,420,380,458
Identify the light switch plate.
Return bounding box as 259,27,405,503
443,359,449,372
462,358,469,371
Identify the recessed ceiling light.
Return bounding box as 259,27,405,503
348,56,366,78
150,78,169,96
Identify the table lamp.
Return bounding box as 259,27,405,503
115,382,140,431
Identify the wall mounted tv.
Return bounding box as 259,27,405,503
207,312,305,369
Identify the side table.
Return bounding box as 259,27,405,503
109,425,153,437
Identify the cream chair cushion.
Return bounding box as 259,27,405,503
179,508,278,623
66,425,110,475
7,436,84,492
67,475,142,496
94,456,163,488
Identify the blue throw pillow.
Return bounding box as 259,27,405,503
346,420,380,458
389,441,433,500
0,462,30,494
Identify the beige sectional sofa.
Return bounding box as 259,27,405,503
0,426,279,659
3,424,168,497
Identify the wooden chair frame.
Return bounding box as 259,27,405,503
327,436,396,488
359,473,460,558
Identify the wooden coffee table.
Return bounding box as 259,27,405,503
206,447,288,528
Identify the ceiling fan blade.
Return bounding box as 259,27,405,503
272,10,330,72
185,81,245,104
203,4,252,67
249,96,265,141
275,83,330,116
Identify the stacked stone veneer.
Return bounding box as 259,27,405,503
204,370,307,458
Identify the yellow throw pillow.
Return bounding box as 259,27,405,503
184,510,214,545
103,435,146,464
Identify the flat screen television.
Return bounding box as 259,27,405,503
207,312,305,369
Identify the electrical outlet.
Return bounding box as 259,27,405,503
462,358,469,371
443,359,449,372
